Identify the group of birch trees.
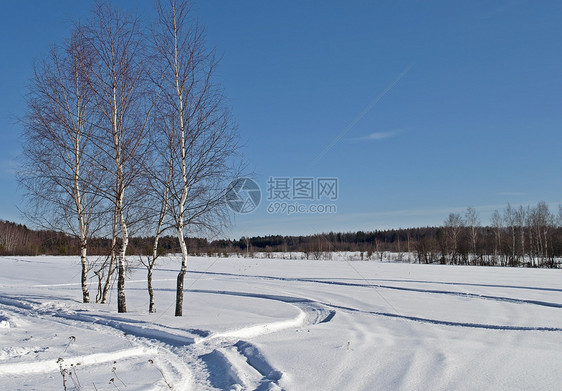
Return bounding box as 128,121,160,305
19,0,240,315
438,202,562,266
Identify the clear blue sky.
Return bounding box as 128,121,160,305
1,1,561,239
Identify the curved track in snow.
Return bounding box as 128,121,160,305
0,289,336,390
188,270,562,309
1,255,561,390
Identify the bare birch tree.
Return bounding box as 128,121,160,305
85,4,153,313
0,222,19,254
491,209,503,265
504,203,517,266
465,207,480,264
152,0,241,316
529,201,554,266
20,26,103,303
138,130,174,313
515,206,527,265
140,188,169,313
443,213,464,264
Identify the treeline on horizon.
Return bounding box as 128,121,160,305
1,201,561,268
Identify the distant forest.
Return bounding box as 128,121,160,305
1,202,561,268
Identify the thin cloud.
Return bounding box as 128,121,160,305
309,62,414,166
355,129,401,141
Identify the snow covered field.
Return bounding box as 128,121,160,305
1,255,561,390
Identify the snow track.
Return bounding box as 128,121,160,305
0,288,336,390
321,302,562,331
200,341,283,391
190,270,562,309
0,347,154,376
184,270,562,332
190,289,336,390
192,289,335,341
0,295,196,390
1,256,561,390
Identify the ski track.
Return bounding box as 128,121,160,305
187,289,562,332
188,270,562,309
0,347,154,376
133,266,562,293
0,295,197,389
0,290,335,391
1,265,561,390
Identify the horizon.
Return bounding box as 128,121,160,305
2,198,560,243
1,1,561,238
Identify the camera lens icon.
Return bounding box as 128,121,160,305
225,177,261,214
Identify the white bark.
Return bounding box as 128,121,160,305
153,0,241,316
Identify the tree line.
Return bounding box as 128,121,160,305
0,219,206,257
18,0,240,315
4,201,561,268
221,202,562,268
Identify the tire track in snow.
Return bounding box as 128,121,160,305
188,289,335,390
200,341,284,391
0,347,155,376
0,294,206,346
0,295,196,389
191,290,562,332
190,289,562,333
363,278,562,293
191,289,335,342
184,288,561,390
189,270,562,309
0,291,335,390
320,302,562,331
5,277,556,391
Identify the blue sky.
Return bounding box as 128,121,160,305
1,1,561,239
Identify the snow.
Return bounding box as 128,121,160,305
0,255,561,390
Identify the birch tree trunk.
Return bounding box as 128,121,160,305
175,223,188,316
100,209,118,304
21,25,101,304
153,0,242,316
85,3,151,313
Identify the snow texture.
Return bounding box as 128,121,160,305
0,255,561,390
